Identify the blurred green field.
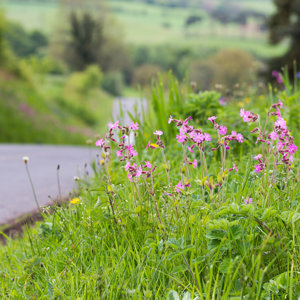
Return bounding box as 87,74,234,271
1,0,287,58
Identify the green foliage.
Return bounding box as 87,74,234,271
184,91,221,124
101,71,124,96
64,65,102,95
0,75,299,298
4,21,48,57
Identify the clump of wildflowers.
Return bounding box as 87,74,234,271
241,100,298,177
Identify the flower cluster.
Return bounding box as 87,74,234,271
240,100,298,173
96,121,158,183
240,108,258,123
208,116,244,150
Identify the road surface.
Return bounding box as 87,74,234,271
0,144,97,225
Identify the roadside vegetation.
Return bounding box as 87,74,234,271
0,72,299,298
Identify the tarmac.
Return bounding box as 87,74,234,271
0,144,98,225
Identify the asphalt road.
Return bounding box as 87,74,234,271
0,144,97,225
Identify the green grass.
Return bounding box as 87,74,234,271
0,0,57,33
0,69,113,144
1,0,287,58
0,76,299,298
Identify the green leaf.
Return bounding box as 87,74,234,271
205,229,226,240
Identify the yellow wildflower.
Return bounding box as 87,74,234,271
70,198,80,205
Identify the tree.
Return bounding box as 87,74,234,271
268,0,300,77
65,11,104,70
55,0,131,75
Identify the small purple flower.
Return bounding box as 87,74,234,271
219,97,227,106
136,167,143,177
218,126,227,136
116,150,123,157
272,70,283,84
244,197,253,205
95,138,105,147
204,133,211,141
192,159,197,169
130,121,139,131
254,164,262,173
208,116,216,123
153,130,163,136
187,145,195,153
175,182,184,193
275,117,287,130
288,143,298,155
193,133,204,144
236,133,243,143
233,163,238,172
269,131,278,141
145,161,152,168
108,121,119,129
254,154,262,160
125,162,131,171
176,134,187,143
168,115,173,124
127,173,133,182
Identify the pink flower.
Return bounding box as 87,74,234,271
208,116,216,123
233,163,238,172
236,133,243,143
153,130,163,136
175,182,184,193
146,141,151,150
192,133,203,144
180,126,187,135
244,197,253,205
254,164,262,173
288,143,298,155
187,145,195,153
95,138,105,147
240,109,252,122
116,150,123,157
272,70,283,84
218,126,227,136
145,161,152,168
204,133,211,141
168,115,173,124
125,162,131,171
254,154,262,160
269,131,278,141
127,145,138,157
108,120,119,129
192,159,197,168
278,100,283,109
127,173,133,182
183,116,192,125
136,167,142,177
130,122,139,131
176,134,187,143
275,118,287,130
